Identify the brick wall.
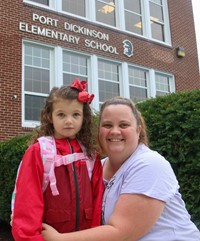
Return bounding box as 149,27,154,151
0,0,199,140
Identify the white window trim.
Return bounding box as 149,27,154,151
89,55,99,112
127,64,151,101
121,62,129,98
21,41,175,128
155,70,175,94
24,0,55,11
22,40,56,128
23,0,171,46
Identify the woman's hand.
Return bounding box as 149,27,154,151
42,223,61,241
10,213,13,226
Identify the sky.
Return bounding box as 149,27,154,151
192,0,200,71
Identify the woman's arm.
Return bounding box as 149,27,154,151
42,193,165,241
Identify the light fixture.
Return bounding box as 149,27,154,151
98,2,115,14
135,17,159,29
176,47,185,58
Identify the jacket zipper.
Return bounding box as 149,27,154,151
68,139,80,231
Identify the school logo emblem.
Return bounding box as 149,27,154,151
123,39,133,57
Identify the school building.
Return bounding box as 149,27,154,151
0,0,199,141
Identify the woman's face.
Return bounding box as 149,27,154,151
99,104,141,160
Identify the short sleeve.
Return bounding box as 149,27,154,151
121,151,179,202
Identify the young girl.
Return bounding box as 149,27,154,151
11,78,104,241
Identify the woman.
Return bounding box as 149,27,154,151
42,96,200,241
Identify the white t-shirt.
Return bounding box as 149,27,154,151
101,144,200,241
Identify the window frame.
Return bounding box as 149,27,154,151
97,58,121,106
155,71,175,97
23,0,171,45
62,50,90,85
22,41,55,128
128,65,150,102
22,41,175,128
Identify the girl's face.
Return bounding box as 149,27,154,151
99,104,141,161
52,99,83,139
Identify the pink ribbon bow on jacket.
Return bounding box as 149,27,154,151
70,78,94,104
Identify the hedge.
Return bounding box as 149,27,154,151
0,89,199,229
0,134,31,223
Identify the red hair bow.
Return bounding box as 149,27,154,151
70,78,94,104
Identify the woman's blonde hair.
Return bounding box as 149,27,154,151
98,96,149,146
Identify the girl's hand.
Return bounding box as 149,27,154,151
42,223,61,241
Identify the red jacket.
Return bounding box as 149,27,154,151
12,138,104,241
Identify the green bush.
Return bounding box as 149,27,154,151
137,89,200,229
0,90,200,230
0,134,31,223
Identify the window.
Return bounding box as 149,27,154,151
128,66,148,102
62,0,86,17
63,51,88,85
23,43,51,124
96,0,116,26
155,73,171,96
23,42,91,127
124,0,143,35
25,95,46,122
27,0,49,5
22,42,175,127
24,0,171,44
98,59,120,105
149,0,165,41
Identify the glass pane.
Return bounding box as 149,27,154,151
80,66,87,75
98,80,119,102
62,0,85,17
98,60,119,81
96,0,116,26
34,47,41,57
151,22,164,41
150,2,164,22
25,95,46,121
63,51,88,81
71,64,78,73
25,66,50,94
98,59,120,104
25,45,32,55
129,67,147,86
150,0,162,6
63,73,88,85
150,1,164,41
30,0,49,5
63,74,77,85
125,12,143,35
129,86,147,102
25,44,50,69
33,57,41,67
156,91,167,96
155,74,170,95
128,67,147,101
42,48,49,58
124,0,141,14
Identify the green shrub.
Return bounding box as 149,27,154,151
0,134,31,223
0,90,200,230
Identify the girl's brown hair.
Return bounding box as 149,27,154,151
30,85,95,157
